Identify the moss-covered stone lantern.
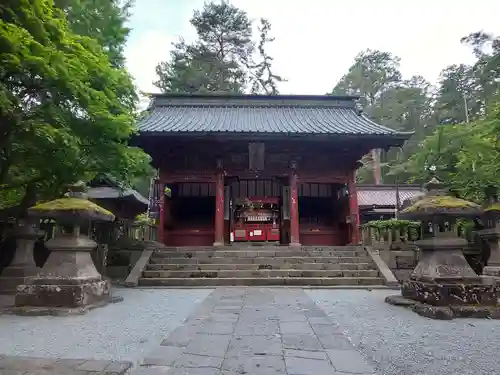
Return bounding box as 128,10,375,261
479,202,500,279
12,182,122,315
385,177,500,320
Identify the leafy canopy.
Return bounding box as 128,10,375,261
0,0,151,211
331,31,500,196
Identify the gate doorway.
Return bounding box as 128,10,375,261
225,178,289,244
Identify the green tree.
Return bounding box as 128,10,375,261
451,97,500,200
155,39,245,93
0,0,151,212
331,49,402,107
54,0,133,68
248,19,285,95
398,31,500,200
397,97,500,202
154,1,283,94
461,32,500,115
433,64,477,125
331,50,431,184
330,39,500,188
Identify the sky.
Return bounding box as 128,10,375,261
124,0,500,97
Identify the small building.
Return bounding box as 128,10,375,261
87,176,149,220
85,176,150,245
135,93,411,247
357,184,424,223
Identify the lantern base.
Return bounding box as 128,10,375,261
483,266,500,278
0,265,39,295
385,294,500,320
401,279,498,306
11,277,122,316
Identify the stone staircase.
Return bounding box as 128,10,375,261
139,245,385,286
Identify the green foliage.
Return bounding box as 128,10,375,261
331,50,431,184
248,19,285,95
134,212,154,225
53,0,133,68
397,96,500,201
0,0,151,214
434,64,476,125
331,50,402,107
132,177,151,199
155,40,246,93
456,218,476,239
332,31,500,195
154,1,284,94
362,219,421,241
362,219,420,230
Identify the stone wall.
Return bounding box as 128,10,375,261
373,241,484,282
103,238,165,281
375,242,420,282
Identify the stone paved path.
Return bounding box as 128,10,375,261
0,356,132,374
132,287,376,375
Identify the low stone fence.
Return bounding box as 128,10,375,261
362,219,482,281
0,219,159,284
102,223,158,280
105,247,143,280
374,241,420,282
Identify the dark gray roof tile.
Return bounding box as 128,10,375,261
87,186,149,206
138,94,409,137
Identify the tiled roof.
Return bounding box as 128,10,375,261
357,185,424,208
138,94,411,137
87,186,149,206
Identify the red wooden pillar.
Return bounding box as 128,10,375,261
213,171,225,247
347,170,360,244
289,166,300,247
159,182,165,244
372,149,382,185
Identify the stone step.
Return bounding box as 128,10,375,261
138,276,385,286
146,262,376,271
158,245,363,251
148,256,373,265
152,250,367,258
142,269,380,278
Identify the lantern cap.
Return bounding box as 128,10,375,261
400,178,483,219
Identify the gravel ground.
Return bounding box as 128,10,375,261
307,289,500,375
0,288,212,363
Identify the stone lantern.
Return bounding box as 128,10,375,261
12,182,122,315
385,177,500,320
0,220,43,294
479,203,500,279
